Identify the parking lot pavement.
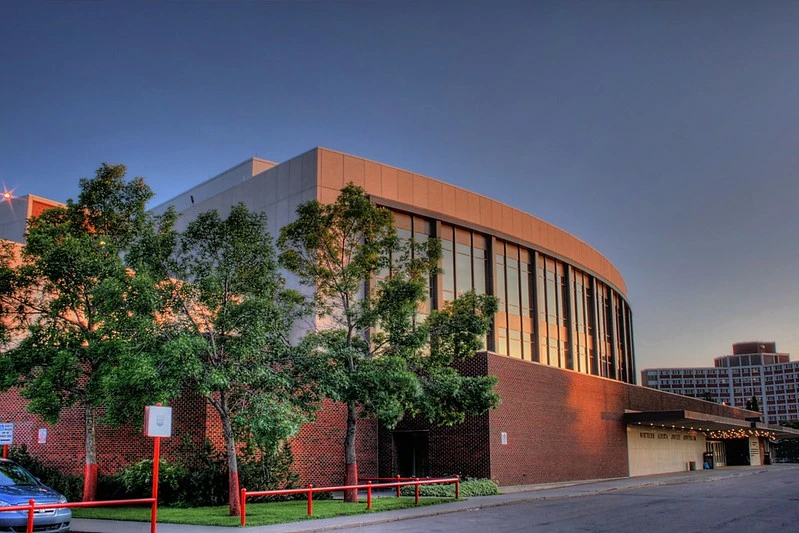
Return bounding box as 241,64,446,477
71,466,775,533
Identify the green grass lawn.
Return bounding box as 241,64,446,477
72,497,455,527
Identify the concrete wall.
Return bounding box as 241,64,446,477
149,158,277,218
150,152,316,240
627,427,705,476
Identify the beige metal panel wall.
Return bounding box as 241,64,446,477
316,147,627,296
627,426,706,476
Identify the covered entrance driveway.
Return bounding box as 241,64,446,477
624,409,799,475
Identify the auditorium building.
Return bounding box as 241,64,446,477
2,148,798,488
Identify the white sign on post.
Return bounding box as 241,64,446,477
144,406,172,438
0,423,13,445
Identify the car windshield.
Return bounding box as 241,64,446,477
0,462,40,486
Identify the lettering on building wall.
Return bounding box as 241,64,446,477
638,430,699,442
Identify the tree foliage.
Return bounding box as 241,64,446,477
131,203,319,515
746,396,760,412
0,164,173,500
278,184,499,499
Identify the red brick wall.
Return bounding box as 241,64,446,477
289,399,377,487
2,388,377,489
379,353,492,480
0,388,207,477
6,352,754,490
488,355,630,485
486,352,758,486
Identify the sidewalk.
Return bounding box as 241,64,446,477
71,466,773,533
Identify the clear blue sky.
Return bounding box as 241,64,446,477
2,1,798,371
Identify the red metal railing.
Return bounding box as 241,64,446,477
239,476,460,527
0,497,155,533
359,475,434,497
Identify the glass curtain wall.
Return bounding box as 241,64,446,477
387,208,635,384
439,222,489,347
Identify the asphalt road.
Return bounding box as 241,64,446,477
353,465,799,533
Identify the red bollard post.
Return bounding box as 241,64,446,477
307,485,313,517
414,478,420,505
240,488,247,527
396,475,401,498
27,499,35,533
2,444,7,459
151,435,160,533
455,476,460,499
367,481,372,510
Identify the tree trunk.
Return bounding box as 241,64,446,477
82,406,98,502
343,400,359,502
221,409,241,516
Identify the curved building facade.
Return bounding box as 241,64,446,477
153,147,636,385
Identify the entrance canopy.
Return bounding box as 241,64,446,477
624,410,799,440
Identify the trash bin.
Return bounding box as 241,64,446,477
703,451,714,469
764,452,771,465
688,461,696,471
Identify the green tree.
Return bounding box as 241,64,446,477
278,184,499,501
0,164,173,501
131,203,318,516
746,396,760,412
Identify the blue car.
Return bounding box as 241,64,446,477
0,458,71,532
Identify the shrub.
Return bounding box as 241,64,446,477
110,439,304,507
400,478,498,498
238,442,310,501
172,439,228,507
115,459,188,504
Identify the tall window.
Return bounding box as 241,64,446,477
493,240,536,360
535,256,571,369
473,234,487,295
441,224,455,303
455,228,472,296
572,269,593,375
390,211,434,320
495,251,507,355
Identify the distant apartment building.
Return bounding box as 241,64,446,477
642,342,799,424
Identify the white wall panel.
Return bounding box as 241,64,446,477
627,426,706,476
